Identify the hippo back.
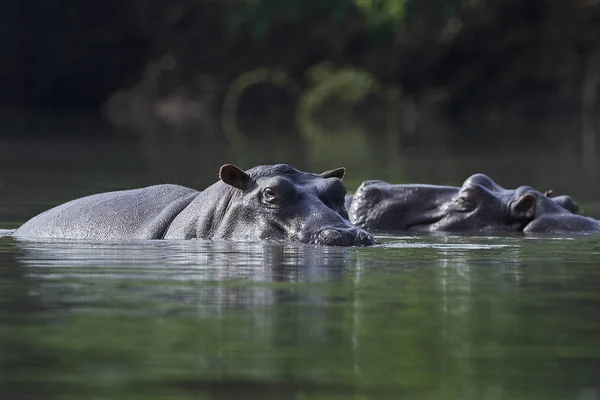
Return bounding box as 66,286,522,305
14,184,198,240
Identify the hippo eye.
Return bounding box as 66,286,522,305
263,188,278,203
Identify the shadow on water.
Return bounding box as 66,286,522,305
1,233,600,399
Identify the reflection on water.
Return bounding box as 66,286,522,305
1,234,600,399
15,239,353,316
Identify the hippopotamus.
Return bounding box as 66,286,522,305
14,164,377,247
345,181,579,217
347,173,600,234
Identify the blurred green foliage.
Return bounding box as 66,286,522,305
1,0,599,134
222,0,482,44
297,63,382,178
225,0,355,41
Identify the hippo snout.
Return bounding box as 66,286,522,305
319,228,342,242
314,227,378,247
356,229,378,246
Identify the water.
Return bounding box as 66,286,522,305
1,234,600,399
1,118,600,399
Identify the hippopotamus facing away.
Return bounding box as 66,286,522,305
14,164,377,247
347,173,600,235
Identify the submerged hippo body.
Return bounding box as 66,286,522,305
15,164,377,247
347,173,599,235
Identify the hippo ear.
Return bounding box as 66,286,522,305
544,190,553,197
321,167,346,180
510,193,537,220
219,164,250,191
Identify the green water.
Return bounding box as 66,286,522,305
1,234,600,399
1,129,600,399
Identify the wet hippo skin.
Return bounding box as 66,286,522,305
346,173,598,235
15,164,377,247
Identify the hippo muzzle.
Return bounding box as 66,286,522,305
313,227,377,247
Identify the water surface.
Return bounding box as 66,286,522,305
1,232,600,399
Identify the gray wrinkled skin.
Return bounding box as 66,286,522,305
347,173,600,234
15,164,377,247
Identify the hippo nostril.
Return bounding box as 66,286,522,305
314,228,377,247
362,180,384,187
319,229,342,242
356,186,381,202
357,230,378,246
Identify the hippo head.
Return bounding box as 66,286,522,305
215,164,377,246
348,173,575,234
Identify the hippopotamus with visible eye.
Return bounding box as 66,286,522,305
347,173,599,234
14,164,377,247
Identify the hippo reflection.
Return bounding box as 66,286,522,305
347,173,600,234
14,164,377,247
